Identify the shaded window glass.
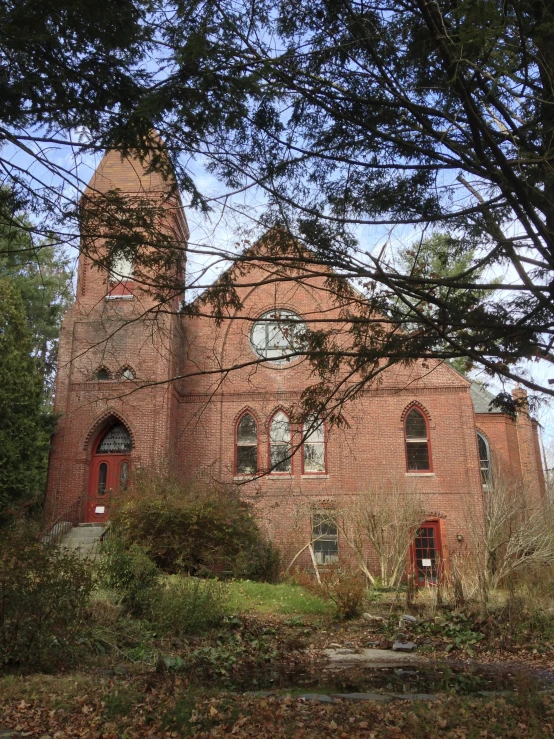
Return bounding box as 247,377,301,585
97,463,107,495
405,408,430,470
97,424,132,453
236,413,258,474
303,417,326,472
270,411,291,472
477,433,491,485
313,513,339,564
413,525,439,585
250,310,305,361
96,368,110,381
119,461,129,490
406,408,427,439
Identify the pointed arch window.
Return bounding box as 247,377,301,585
477,433,492,486
95,367,111,381
120,367,135,380
96,424,132,454
269,411,291,473
303,417,326,473
236,413,258,475
405,407,431,471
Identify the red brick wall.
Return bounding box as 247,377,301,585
46,151,546,577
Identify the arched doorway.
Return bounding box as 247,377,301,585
86,422,132,522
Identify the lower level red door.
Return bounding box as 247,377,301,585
411,521,443,586
86,455,130,523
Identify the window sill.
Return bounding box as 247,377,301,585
105,294,134,301
405,472,435,477
267,475,294,480
233,476,257,481
301,474,329,479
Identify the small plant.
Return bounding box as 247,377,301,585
99,537,160,616
0,522,94,668
153,576,230,635
416,613,485,655
318,568,368,619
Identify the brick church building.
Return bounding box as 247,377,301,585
46,149,546,581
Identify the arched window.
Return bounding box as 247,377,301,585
236,413,258,475
269,411,291,473
120,367,135,380
96,424,132,453
95,367,111,381
405,408,431,471
303,417,326,473
477,433,492,486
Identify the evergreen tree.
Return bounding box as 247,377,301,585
0,218,72,397
0,279,56,522
396,234,490,376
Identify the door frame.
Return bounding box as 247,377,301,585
409,518,448,587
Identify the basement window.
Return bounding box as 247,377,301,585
312,513,339,565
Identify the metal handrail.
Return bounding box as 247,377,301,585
41,495,83,544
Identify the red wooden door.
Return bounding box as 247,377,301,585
86,455,130,523
410,521,443,586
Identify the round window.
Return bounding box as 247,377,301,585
250,309,306,362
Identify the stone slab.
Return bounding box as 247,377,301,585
391,693,438,701
298,694,334,703
332,693,391,702
323,647,423,667
392,641,417,652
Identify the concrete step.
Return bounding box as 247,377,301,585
61,524,105,559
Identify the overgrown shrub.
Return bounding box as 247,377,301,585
0,523,94,668
109,470,280,579
153,577,230,635
99,537,160,616
300,568,367,619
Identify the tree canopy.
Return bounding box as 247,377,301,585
3,0,554,410
0,278,56,521
0,218,72,396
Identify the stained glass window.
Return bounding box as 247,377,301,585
477,433,491,486
303,417,325,473
250,310,305,361
405,408,430,471
95,368,111,381
97,424,132,453
269,411,291,472
120,367,135,380
236,413,258,474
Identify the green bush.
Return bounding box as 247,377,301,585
0,523,94,668
99,537,160,616
153,577,229,635
109,470,281,580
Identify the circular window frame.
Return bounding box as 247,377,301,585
249,308,306,365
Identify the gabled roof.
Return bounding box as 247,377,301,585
470,381,501,414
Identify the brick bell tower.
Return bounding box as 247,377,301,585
46,145,189,525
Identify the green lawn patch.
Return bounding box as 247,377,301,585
226,580,332,617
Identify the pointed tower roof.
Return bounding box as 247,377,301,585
84,147,176,196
